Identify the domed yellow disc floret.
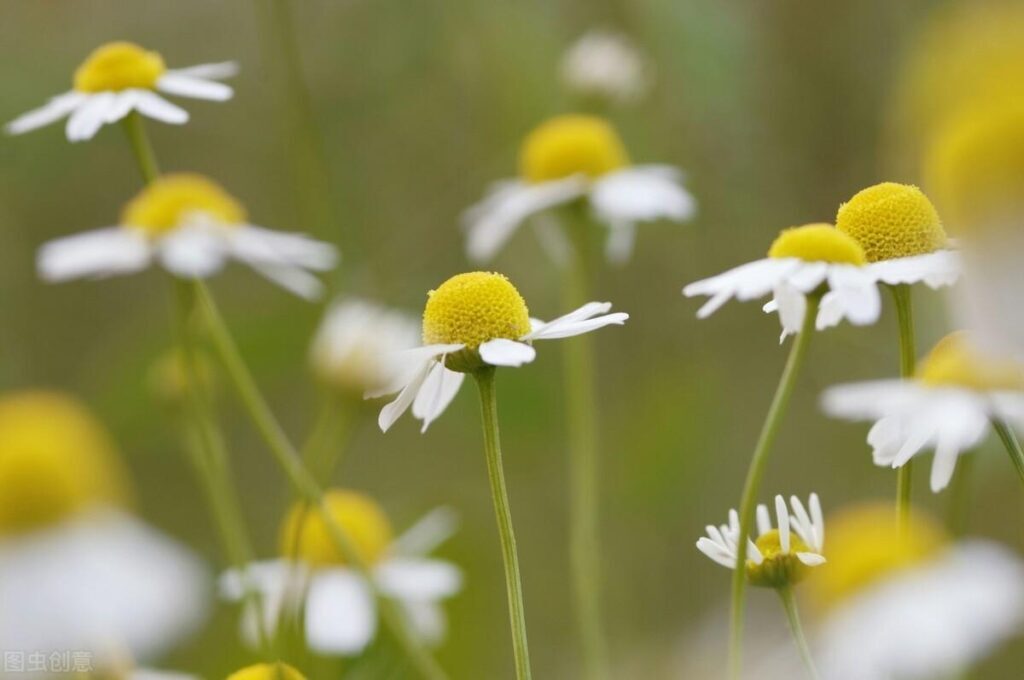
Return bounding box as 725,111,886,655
227,662,307,680
121,173,247,237
745,529,815,589
806,503,947,611
280,489,394,567
916,331,1024,392
73,41,167,93
767,223,867,265
519,114,629,183
0,391,129,535
422,272,531,350
836,182,947,262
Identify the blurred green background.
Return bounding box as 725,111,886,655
2,0,1023,677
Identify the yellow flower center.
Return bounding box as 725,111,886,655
745,529,814,589
422,272,531,350
73,41,167,93
121,173,246,237
767,223,867,264
227,663,307,680
835,182,948,262
280,489,394,567
519,114,630,183
0,391,129,535
806,503,947,611
916,331,1024,391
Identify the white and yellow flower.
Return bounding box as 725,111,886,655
0,390,209,665
227,663,306,680
822,332,1024,492
464,115,695,264
684,223,882,340
560,31,650,104
37,173,337,299
222,491,461,656
6,41,236,142
371,271,628,432
697,494,825,588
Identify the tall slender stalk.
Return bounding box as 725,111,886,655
890,284,916,534
777,585,820,680
122,111,160,183
728,296,818,680
992,418,1024,486
474,367,532,680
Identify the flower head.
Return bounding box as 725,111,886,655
280,490,394,567
228,663,307,680
372,271,628,432
560,31,650,104
6,41,237,142
520,115,630,183
37,173,337,299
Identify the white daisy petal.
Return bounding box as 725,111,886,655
401,600,448,645
590,165,696,225
774,281,806,340
796,552,826,566
696,538,737,569
157,73,234,101
157,223,227,278
393,507,459,557
479,339,536,367
756,504,771,536
378,360,433,432
5,91,86,135
869,250,961,289
775,495,790,553
524,302,627,340
809,493,824,550
132,91,189,125
364,344,464,400
411,361,465,432
38,228,152,282
305,569,377,655
102,90,145,124
786,261,829,293
604,221,637,265
229,226,338,271
375,557,463,601
684,258,800,318
168,61,240,80
66,92,117,142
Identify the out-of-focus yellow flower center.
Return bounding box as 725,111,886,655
0,391,129,535
767,223,867,265
422,272,531,349
121,173,246,236
280,489,394,567
916,331,1024,391
806,503,947,611
835,182,948,262
519,114,629,183
73,41,167,93
746,529,815,589
227,662,307,680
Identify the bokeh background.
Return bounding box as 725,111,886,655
2,0,1023,677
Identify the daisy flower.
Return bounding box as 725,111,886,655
835,182,960,290
684,223,882,339
370,271,628,432
697,493,826,588
807,504,1024,680
560,31,650,104
310,298,420,396
822,331,1024,491
222,490,462,656
37,173,338,299
463,115,695,264
5,41,236,142
228,663,306,680
0,391,209,666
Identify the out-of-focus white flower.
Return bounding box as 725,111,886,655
6,41,236,142
560,31,649,104
222,491,461,656
310,298,420,395
464,115,694,265
37,173,337,300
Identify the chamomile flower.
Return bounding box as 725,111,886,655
807,504,1024,680
310,298,420,396
371,271,628,432
463,115,695,264
822,332,1024,492
697,494,826,588
560,31,650,104
835,182,961,289
683,223,882,339
37,173,337,299
0,391,208,665
222,491,461,656
5,41,236,142
228,663,306,680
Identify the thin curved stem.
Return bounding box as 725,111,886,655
992,418,1024,486
728,296,818,680
778,585,820,680
121,111,160,184
891,284,916,535
474,367,532,680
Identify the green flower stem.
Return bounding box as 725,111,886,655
991,418,1024,486
728,296,818,680
562,206,609,680
890,284,916,534
122,111,160,184
192,280,447,680
473,367,532,680
301,388,355,486
777,585,820,680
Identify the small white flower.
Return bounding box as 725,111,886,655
464,115,694,265
822,332,1024,492
372,272,628,433
560,31,650,104
37,173,337,300
684,224,881,340
310,298,420,395
6,41,236,142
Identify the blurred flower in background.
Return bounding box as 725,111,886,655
227,662,307,680
0,390,209,669
560,31,650,106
